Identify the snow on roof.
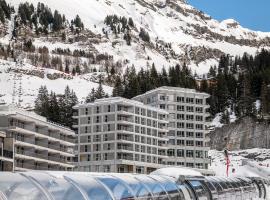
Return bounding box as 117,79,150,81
74,97,169,114
151,167,203,178
133,86,210,99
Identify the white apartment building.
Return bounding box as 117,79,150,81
73,97,169,174
0,105,76,171
133,86,211,169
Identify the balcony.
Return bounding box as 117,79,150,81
117,145,134,152
16,150,48,160
15,162,64,171
0,148,13,159
117,135,134,142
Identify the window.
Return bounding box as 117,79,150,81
177,149,184,157
177,122,185,128
108,105,111,112
177,131,185,137
186,163,194,167
195,151,203,158
186,150,194,158
177,162,185,166
107,124,111,132
186,123,194,129
105,115,108,122
196,141,203,147
87,117,91,124
196,132,203,138
196,124,204,130
196,116,203,121
195,163,203,169
96,125,100,132
196,99,203,105
186,115,194,121
186,140,194,146
160,96,166,101
168,149,175,157
104,153,108,160
96,106,100,114
104,134,108,141
168,139,175,145
186,132,194,138
84,145,88,152
177,96,185,102
177,140,185,146
195,107,203,113
160,104,166,109
187,106,194,112
177,114,185,120
96,116,100,123
87,136,91,142
177,105,185,111
186,98,194,104
87,155,91,161
85,108,89,115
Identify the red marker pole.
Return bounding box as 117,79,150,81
224,149,230,177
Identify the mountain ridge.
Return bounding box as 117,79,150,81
0,0,270,108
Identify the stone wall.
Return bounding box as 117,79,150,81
210,117,270,151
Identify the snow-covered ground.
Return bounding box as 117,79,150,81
210,148,270,178
0,60,113,108
5,0,270,75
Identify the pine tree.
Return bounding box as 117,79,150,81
95,80,106,99
35,86,49,117
113,76,124,97
85,88,96,103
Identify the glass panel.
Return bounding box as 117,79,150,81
23,172,85,200
0,173,47,200
135,175,169,200
189,180,210,200
95,175,135,200
112,174,153,200
64,174,113,200
150,175,184,200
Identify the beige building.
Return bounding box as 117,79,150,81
133,86,211,169
0,105,76,171
73,97,169,174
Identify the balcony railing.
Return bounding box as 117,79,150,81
15,138,74,154
15,162,66,171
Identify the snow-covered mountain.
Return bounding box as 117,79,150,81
1,0,270,107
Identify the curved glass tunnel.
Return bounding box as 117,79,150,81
0,171,268,200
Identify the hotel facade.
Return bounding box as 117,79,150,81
73,97,169,174
133,87,211,169
0,105,76,171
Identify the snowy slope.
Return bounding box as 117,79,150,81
1,0,270,107
0,60,113,108
210,149,270,178
6,0,270,73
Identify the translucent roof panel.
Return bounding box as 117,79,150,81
0,173,47,200
149,175,184,199
22,172,85,200
93,175,135,200
111,174,152,199
64,174,113,200
134,175,169,200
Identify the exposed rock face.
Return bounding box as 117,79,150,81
210,117,270,151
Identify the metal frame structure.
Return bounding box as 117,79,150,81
0,171,268,200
